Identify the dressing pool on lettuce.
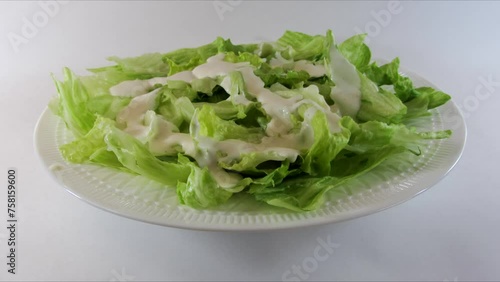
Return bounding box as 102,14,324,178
49,30,452,211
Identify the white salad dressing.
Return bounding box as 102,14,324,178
293,60,327,77
192,54,249,79
214,138,302,165
109,70,196,97
115,52,348,189
380,85,394,93
145,113,195,156
110,80,151,97
117,91,241,188
116,89,160,140
191,135,244,189
329,46,362,118
269,52,291,68
188,54,310,136
238,67,305,136
287,92,342,133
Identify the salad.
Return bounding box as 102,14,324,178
49,30,451,212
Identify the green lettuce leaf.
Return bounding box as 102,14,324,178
176,155,233,209
156,84,197,131
195,105,264,142
105,124,191,187
59,116,120,167
164,37,258,75
248,161,298,193
219,71,255,106
190,77,219,95
224,51,263,67
362,58,417,102
251,146,405,211
276,30,329,61
89,53,169,80
356,73,408,124
254,63,311,88
338,34,371,70
51,68,96,137
79,71,134,97
194,100,248,120
327,38,407,124
404,87,451,119
89,37,258,81
301,112,350,176
219,150,298,174
86,95,131,120
341,117,451,154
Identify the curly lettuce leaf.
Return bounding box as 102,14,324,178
105,123,191,187
338,34,371,70
51,68,96,137
176,155,234,209
276,30,329,61
356,73,408,124
404,87,452,119
300,112,350,176
59,116,121,168
195,105,264,142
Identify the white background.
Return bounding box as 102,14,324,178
1,1,499,281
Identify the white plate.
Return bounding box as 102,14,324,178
34,70,466,231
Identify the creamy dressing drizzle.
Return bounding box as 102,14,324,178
329,46,362,118
293,60,327,77
115,52,350,189
110,71,196,97
146,112,195,156
269,52,291,68
116,89,160,140
288,93,341,133
192,54,249,78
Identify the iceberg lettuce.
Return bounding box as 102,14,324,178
50,29,452,211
